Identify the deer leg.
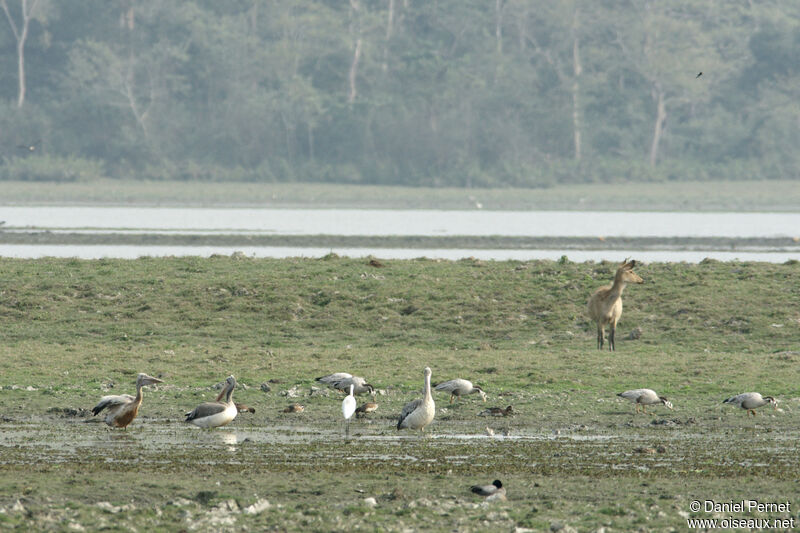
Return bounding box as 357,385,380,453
597,325,604,350
609,325,615,351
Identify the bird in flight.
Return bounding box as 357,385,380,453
695,72,703,79
17,139,41,152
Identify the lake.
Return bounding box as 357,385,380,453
1,207,799,262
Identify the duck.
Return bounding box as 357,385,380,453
355,401,378,417
185,376,238,428
282,404,305,413
479,405,513,417
470,480,506,501
397,367,435,432
316,372,375,395
723,392,777,416
434,379,486,404
91,373,163,429
617,389,673,414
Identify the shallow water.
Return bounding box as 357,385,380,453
3,207,800,237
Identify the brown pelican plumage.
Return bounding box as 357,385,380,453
471,480,506,501
724,392,777,416
434,378,486,404
397,367,435,432
91,373,163,429
185,376,238,428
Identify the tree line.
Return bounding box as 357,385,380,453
0,0,798,187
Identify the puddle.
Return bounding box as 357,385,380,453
1,420,797,473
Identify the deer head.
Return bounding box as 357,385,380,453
616,258,643,284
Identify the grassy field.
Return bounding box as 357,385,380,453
1,179,800,211
1,257,799,531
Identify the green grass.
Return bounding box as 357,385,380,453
1,179,800,210
0,257,799,530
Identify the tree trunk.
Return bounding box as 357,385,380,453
495,0,503,56
571,7,582,161
649,85,667,167
348,0,361,104
382,0,394,72
1,0,39,108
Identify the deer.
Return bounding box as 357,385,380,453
587,259,643,351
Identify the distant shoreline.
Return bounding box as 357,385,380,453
0,179,799,212
1,231,798,253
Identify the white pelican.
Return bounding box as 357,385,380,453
617,389,673,414
355,401,378,417
479,405,513,417
214,387,254,413
343,384,357,437
91,373,163,429
470,480,506,501
723,392,777,416
434,379,486,404
316,373,375,395
397,367,435,432
185,376,238,428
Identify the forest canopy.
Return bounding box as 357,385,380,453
0,0,798,187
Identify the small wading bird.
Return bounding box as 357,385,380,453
397,367,435,433
185,376,238,428
696,72,703,78
471,480,506,501
316,372,375,395
343,384,357,438
617,389,673,414
587,259,644,351
723,392,777,416
479,405,513,417
434,378,487,404
91,373,163,429
355,401,378,417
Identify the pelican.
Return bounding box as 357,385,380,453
434,379,486,404
470,480,506,501
479,405,513,417
397,367,435,432
214,388,254,413
343,384,357,437
355,401,378,417
724,392,777,416
617,389,673,414
185,376,238,428
91,373,163,428
316,372,374,395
